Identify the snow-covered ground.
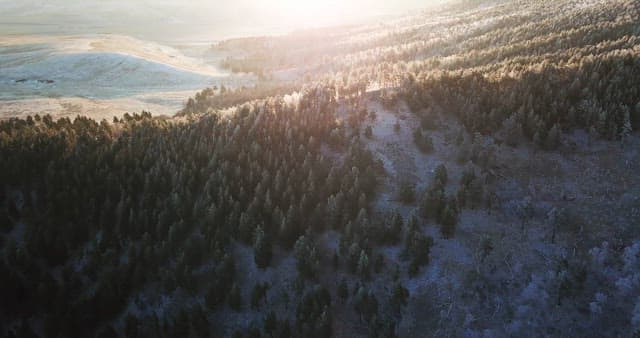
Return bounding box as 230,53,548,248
354,97,640,337
0,35,254,118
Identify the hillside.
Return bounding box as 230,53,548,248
0,35,253,119
1,0,640,337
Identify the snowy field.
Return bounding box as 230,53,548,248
0,35,253,119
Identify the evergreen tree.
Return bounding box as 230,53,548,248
254,225,272,269
357,250,370,278
434,164,448,188
294,235,320,278
338,279,349,301
421,184,445,220
228,284,243,311
440,201,459,239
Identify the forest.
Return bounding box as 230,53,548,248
2,0,640,337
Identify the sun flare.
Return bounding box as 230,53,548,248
268,0,354,28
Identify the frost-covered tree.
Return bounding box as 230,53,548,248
294,234,320,278
254,225,272,269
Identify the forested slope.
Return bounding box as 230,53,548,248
2,0,640,337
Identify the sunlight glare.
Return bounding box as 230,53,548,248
264,0,358,28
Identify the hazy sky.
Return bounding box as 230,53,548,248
0,0,442,41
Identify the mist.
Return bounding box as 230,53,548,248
0,0,443,42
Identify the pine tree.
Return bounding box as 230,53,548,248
397,181,416,204
294,235,319,278
265,311,278,336
228,284,242,311
502,114,522,147
251,282,269,309
364,126,373,138
421,184,445,220
347,242,362,273
391,283,409,313
434,164,448,188
357,250,370,278
253,225,272,269
440,201,458,239
338,279,349,301
620,106,632,147
545,124,561,150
